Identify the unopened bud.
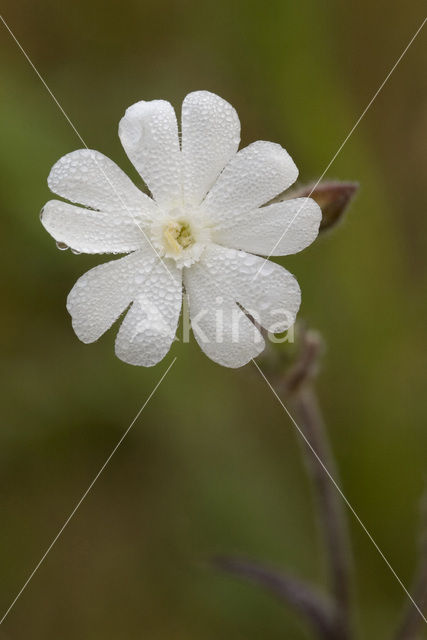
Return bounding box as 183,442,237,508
294,181,359,232
271,180,358,232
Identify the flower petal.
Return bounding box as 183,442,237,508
184,261,265,368
202,141,298,225
67,250,153,343
41,200,150,254
119,100,181,209
214,198,321,256
181,91,240,207
48,149,156,215
115,259,182,367
198,245,301,333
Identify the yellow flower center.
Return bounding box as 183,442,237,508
163,220,195,254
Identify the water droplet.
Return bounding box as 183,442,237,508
71,248,82,255
56,241,69,251
39,207,45,221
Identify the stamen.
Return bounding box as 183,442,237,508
163,220,195,254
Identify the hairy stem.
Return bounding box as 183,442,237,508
291,384,352,639
213,555,337,639
216,327,354,638
272,328,353,638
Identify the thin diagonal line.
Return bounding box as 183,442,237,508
252,15,427,282
0,13,176,285
0,357,177,626
252,358,427,624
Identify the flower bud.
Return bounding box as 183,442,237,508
271,180,358,233
294,181,359,232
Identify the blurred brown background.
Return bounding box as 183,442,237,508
0,0,426,638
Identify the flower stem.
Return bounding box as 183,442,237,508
216,326,354,638
272,327,353,638
212,555,337,639
291,384,352,639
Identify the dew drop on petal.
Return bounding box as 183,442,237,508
56,241,69,251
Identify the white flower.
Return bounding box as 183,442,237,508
41,91,321,368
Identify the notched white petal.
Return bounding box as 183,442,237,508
48,149,157,216
115,258,182,367
199,245,301,335
184,262,265,368
41,200,147,254
119,100,181,209
67,251,152,344
181,90,241,207
203,141,298,225
214,197,321,256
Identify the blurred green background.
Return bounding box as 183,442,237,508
1,0,426,638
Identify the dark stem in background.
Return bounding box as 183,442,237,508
280,329,352,639
213,325,427,639
214,327,354,640
290,375,352,638
213,555,338,640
